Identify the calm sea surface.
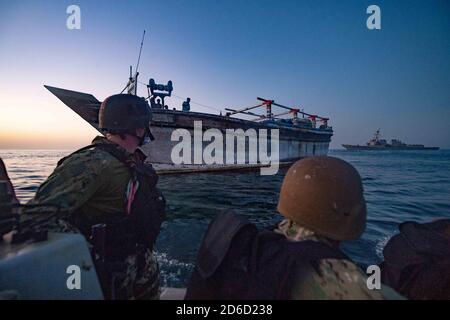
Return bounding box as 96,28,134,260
1,149,449,287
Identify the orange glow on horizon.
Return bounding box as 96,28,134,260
0,92,99,150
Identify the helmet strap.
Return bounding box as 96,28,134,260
105,128,153,146
131,128,153,146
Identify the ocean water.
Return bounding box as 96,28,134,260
1,149,450,287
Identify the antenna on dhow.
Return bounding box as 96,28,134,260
121,30,147,95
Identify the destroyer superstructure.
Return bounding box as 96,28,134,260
343,129,439,151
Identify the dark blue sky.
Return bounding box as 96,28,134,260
0,0,449,148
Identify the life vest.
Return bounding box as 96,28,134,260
380,219,450,300
185,211,349,300
57,142,166,260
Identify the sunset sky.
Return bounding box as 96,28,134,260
0,0,449,149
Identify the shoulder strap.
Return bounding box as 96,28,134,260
57,143,129,167
195,210,256,278
251,234,349,300
93,143,129,164
57,144,97,167
285,239,349,262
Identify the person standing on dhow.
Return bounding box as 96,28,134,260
20,94,166,300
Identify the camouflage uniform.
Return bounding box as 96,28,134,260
274,219,404,300
21,136,161,300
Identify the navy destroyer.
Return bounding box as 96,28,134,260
343,129,439,151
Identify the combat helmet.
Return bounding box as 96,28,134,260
99,94,154,144
277,156,367,241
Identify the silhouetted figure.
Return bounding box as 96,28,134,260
155,98,163,109
182,98,191,112
149,96,156,108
